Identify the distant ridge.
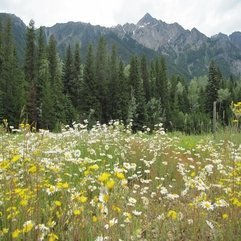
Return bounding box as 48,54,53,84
1,12,241,78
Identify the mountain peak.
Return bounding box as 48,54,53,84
137,13,158,26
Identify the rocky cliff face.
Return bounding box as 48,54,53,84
230,32,241,49
1,12,241,78
112,13,241,78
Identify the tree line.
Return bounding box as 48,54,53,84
1,18,241,133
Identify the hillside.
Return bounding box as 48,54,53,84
1,12,241,78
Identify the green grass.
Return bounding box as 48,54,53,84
0,123,241,241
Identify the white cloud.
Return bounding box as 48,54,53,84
0,0,241,36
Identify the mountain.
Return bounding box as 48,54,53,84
1,12,241,78
0,13,26,62
230,32,241,49
43,21,157,62
112,13,241,78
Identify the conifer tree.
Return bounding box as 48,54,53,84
39,58,54,129
129,56,146,131
155,57,170,127
205,61,222,116
9,49,26,127
0,18,25,127
108,45,119,120
73,43,82,112
36,26,47,128
62,44,78,123
48,35,65,130
95,37,108,123
0,21,3,122
63,43,82,114
149,60,157,97
63,45,74,95
118,60,129,123
0,20,3,80
25,20,37,126
141,55,150,102
81,44,100,125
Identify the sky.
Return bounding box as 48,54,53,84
1,0,241,37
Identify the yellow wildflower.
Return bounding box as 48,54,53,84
12,155,21,163
167,210,177,220
57,182,69,189
84,170,90,176
28,165,37,173
104,194,109,202
190,171,196,177
106,179,115,189
20,199,28,206
112,205,121,213
115,172,125,180
73,209,81,216
78,195,88,203
231,197,241,207
12,229,21,238
222,213,228,219
23,220,34,233
48,233,58,241
123,212,132,223
47,220,56,228
89,164,99,171
54,201,62,207
98,172,111,182
92,215,98,222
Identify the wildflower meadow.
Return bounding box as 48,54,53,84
0,121,241,241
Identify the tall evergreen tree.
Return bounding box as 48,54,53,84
155,57,170,127
81,44,100,125
0,20,3,79
129,56,146,131
36,26,47,128
149,60,157,97
48,35,65,130
0,21,3,122
63,45,74,95
140,55,150,102
108,45,119,120
73,43,82,112
25,19,37,126
95,37,108,123
62,44,78,123
9,48,26,127
205,61,222,116
39,58,53,129
118,60,129,123
63,43,82,114
0,18,25,127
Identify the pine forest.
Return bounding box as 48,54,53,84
0,18,241,133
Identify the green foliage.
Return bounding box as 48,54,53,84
0,21,239,133
205,61,222,116
81,44,101,125
0,17,26,127
129,56,147,131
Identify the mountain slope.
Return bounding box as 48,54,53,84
44,21,157,62
1,12,241,78
0,13,26,62
112,13,241,78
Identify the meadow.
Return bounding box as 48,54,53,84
0,122,241,241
